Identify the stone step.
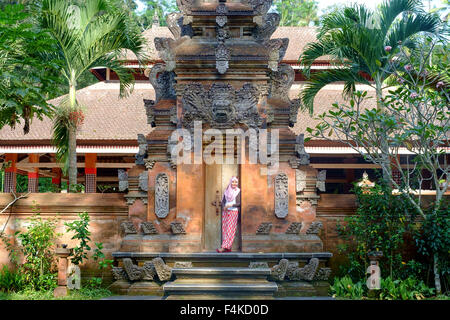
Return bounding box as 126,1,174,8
172,267,271,279
163,282,278,295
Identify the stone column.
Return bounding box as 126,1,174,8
3,154,18,193
27,154,39,193
84,153,97,193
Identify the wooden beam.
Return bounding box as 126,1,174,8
17,162,135,169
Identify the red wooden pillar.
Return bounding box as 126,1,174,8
52,167,62,188
3,154,18,193
85,153,97,193
28,154,39,193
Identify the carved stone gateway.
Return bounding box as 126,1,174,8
274,173,289,218
155,173,169,218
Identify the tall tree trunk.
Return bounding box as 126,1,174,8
433,253,442,294
68,79,78,190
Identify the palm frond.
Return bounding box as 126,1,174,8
301,69,370,114
378,0,423,35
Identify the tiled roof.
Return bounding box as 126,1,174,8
0,82,377,143
123,26,318,63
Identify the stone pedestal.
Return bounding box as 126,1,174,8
53,246,70,297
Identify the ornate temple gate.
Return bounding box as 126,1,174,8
204,164,241,252
113,0,332,298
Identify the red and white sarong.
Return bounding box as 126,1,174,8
221,208,239,250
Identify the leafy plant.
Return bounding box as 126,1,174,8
69,184,85,193
85,242,114,288
330,276,366,299
64,212,91,266
379,277,435,300
0,265,24,293
15,202,59,291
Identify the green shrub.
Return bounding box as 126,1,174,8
0,265,24,292
379,277,435,300
330,276,366,299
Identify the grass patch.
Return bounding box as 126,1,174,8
0,288,113,300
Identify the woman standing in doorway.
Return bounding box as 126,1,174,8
217,176,241,253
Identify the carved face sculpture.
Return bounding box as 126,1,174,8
210,85,234,124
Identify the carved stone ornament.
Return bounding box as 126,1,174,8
121,221,138,235
256,222,272,235
216,3,228,15
316,170,327,192
141,221,158,235
155,173,170,218
118,169,128,192
269,64,295,102
295,134,310,165
215,43,230,74
148,63,176,102
288,258,319,281
247,0,272,14
166,12,194,39
142,261,157,281
170,222,186,234
313,268,332,281
289,99,301,127
249,262,269,269
254,13,280,41
144,99,156,127
176,0,195,14
286,262,299,279
136,134,148,165
275,173,289,218
174,261,193,268
180,82,262,129
112,267,127,280
139,172,148,192
152,257,172,281
265,38,289,72
123,258,143,281
144,159,156,170
306,221,323,235
216,15,227,27
154,37,176,71
270,258,289,281
295,170,306,193
285,222,302,234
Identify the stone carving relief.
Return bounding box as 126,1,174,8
155,173,170,218
316,170,327,192
123,258,144,281
288,258,319,281
176,0,195,13
166,12,194,39
216,15,227,27
174,261,193,268
313,268,332,281
249,262,269,269
143,99,156,127
118,169,128,192
152,257,172,281
139,172,148,192
270,258,289,281
112,267,127,280
294,134,310,165
216,43,230,74
254,13,280,41
142,261,157,281
265,38,289,72
295,170,306,193
180,82,262,129
269,64,295,101
256,222,272,235
135,134,148,165
121,221,138,235
285,222,302,234
274,173,289,218
170,222,186,234
148,63,177,102
247,0,272,14
141,221,159,235
306,221,323,235
154,37,177,71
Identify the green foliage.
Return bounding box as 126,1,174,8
330,275,366,299
379,277,435,300
300,0,442,111
64,212,91,265
14,202,59,291
85,242,113,288
0,287,112,300
337,182,418,281
0,266,25,293
331,275,436,300
274,0,319,27
0,3,63,133
69,183,85,193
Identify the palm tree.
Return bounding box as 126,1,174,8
300,0,441,112
40,0,147,188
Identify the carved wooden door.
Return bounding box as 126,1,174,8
204,164,241,252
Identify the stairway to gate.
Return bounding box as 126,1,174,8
110,252,333,299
